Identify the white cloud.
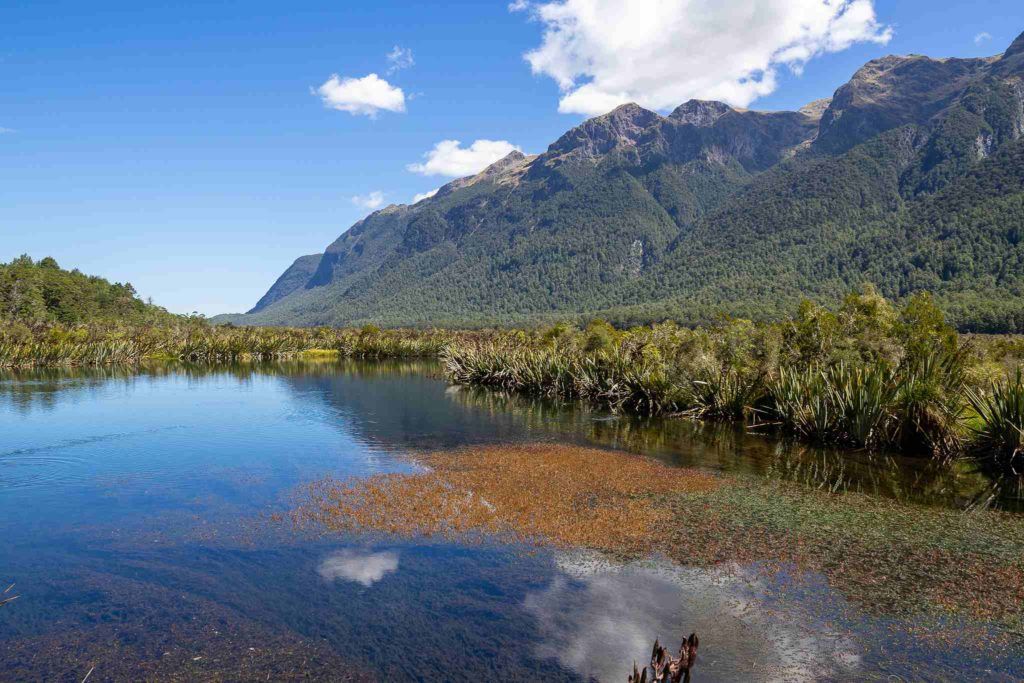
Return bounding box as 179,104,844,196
0,127,14,134
974,31,992,45
351,191,385,210
407,139,521,177
316,73,406,117
317,549,399,587
386,45,415,73
412,188,440,203
509,0,531,11
519,0,893,115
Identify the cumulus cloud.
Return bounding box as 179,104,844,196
316,73,406,117
317,549,399,587
412,188,439,203
518,0,893,115
974,31,992,45
351,191,386,210
407,139,521,177
386,45,415,73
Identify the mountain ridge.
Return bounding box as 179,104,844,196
221,31,1024,331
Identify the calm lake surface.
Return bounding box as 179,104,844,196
1,360,1022,681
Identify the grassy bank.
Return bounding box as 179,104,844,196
5,286,1024,467
441,288,1024,468
0,322,473,368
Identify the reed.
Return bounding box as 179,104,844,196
689,366,763,420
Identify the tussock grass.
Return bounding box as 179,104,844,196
7,286,1024,464
967,369,1024,473
442,289,1024,462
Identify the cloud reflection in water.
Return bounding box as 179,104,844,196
318,548,400,587
525,553,860,682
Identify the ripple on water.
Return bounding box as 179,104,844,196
0,427,184,490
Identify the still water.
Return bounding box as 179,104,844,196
0,360,1021,681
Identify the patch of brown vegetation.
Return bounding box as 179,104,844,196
287,442,1024,638
291,444,718,555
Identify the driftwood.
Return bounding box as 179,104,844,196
628,633,698,683
0,583,17,607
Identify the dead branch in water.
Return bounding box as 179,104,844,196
629,633,699,683
0,583,18,607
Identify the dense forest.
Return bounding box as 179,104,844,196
0,255,176,325
220,32,1024,332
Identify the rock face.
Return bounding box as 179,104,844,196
814,54,994,153
217,31,1024,331
542,100,818,172
437,150,536,196
669,99,735,127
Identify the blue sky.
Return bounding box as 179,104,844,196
2,1,1022,316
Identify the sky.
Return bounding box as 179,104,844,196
2,1,1023,316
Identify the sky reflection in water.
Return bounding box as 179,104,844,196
0,360,1021,681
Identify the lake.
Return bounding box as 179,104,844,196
1,360,1022,681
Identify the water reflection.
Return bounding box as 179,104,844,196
527,553,860,682
2,360,1023,680
318,548,400,587
443,384,1021,511
3,359,1017,510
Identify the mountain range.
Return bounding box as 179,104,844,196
219,31,1024,332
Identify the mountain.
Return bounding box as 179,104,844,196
0,255,176,325
250,253,323,313
222,32,1024,332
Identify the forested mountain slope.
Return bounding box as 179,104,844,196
222,31,1024,331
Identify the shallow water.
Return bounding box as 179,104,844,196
1,360,1021,681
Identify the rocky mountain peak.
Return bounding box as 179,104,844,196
477,150,528,178
668,100,734,126
798,98,832,119
603,102,661,124
436,150,536,197
229,34,1024,329
814,52,993,153
547,103,662,158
